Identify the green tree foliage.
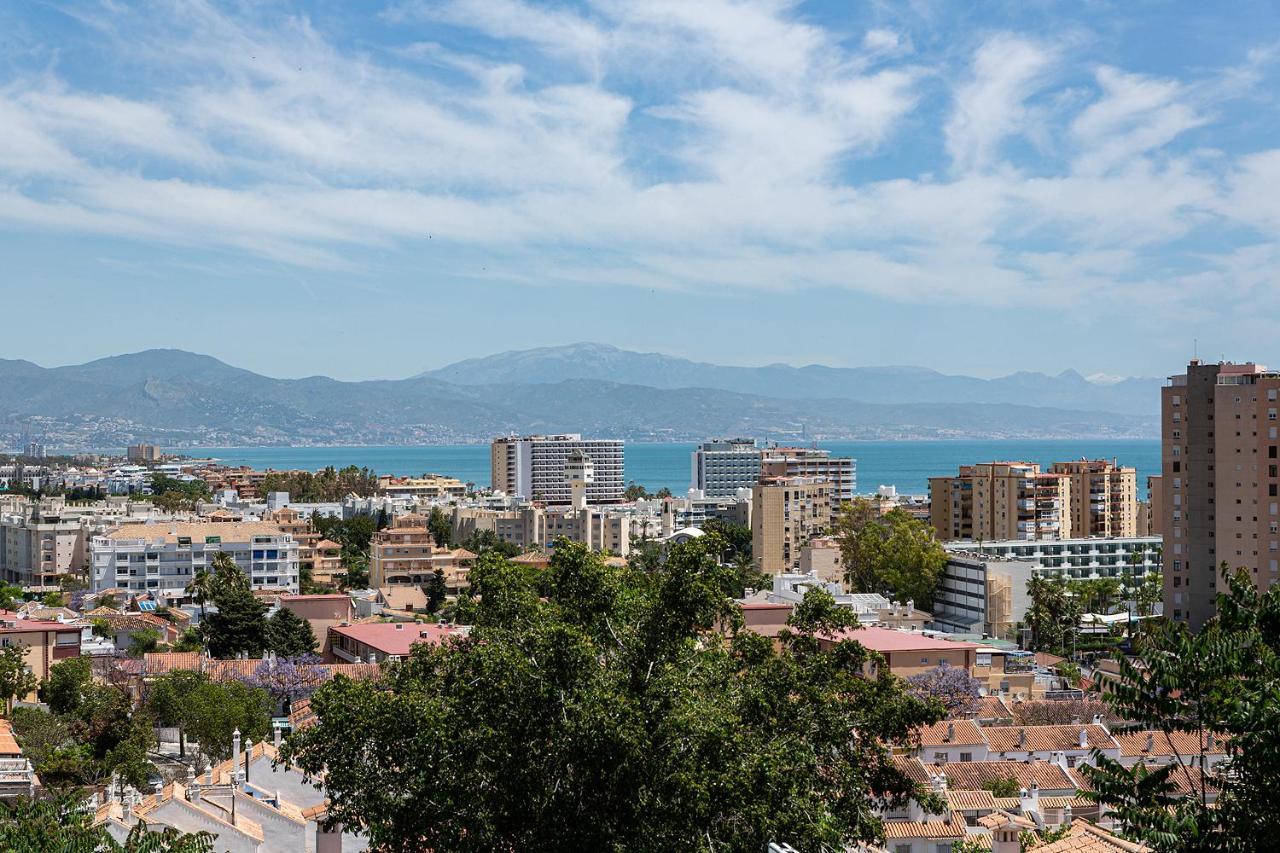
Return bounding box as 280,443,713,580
40,591,64,608
0,584,24,611
0,645,37,714
145,672,271,765
1025,575,1081,655
313,512,377,588
983,776,1021,798
701,518,753,560
0,793,215,852
148,475,211,513
427,506,452,548
200,553,268,658
460,529,521,558
835,498,947,607
259,466,378,502
18,658,155,789
266,607,318,657
425,567,446,613
1070,578,1122,615
1081,565,1280,850
282,538,942,852
128,628,163,658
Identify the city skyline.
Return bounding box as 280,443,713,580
4,1,1280,380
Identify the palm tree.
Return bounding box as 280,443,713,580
186,568,214,621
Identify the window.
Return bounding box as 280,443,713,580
959,752,973,763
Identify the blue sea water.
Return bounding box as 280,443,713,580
183,439,1160,497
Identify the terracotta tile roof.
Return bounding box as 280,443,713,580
916,718,986,747
1035,818,1149,852
975,695,1015,721
106,521,291,543
984,724,1119,754
978,809,1037,830
0,720,21,757
946,789,998,810
881,813,967,839
1040,796,1095,809
1113,730,1227,759
143,651,202,674
939,760,1080,793
892,755,932,786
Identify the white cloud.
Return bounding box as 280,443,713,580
945,34,1056,173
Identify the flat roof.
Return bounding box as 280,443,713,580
821,625,978,652
106,521,290,543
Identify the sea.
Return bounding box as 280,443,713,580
182,439,1160,497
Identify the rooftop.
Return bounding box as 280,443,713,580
105,521,291,543
821,625,979,653
329,621,463,657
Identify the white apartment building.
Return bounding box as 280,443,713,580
89,521,300,595
490,434,624,504
690,438,761,498
933,536,1161,637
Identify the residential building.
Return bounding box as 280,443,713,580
933,537,1161,636
277,593,355,658
368,514,476,591
690,438,761,498
89,522,300,595
1048,459,1138,538
751,477,832,574
759,446,856,511
1113,730,1229,769
817,626,978,678
450,504,545,552
797,536,842,584
126,444,161,463
0,508,87,587
0,612,82,702
913,719,990,765
376,475,468,501
1160,360,1280,629
328,621,462,663
1145,474,1163,537
490,434,624,503
929,462,1073,542
0,720,36,800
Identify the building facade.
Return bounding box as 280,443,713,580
490,434,624,504
1048,459,1138,538
89,522,300,594
126,444,161,463
690,438,761,498
933,537,1162,637
929,462,1074,542
1163,360,1280,630
751,477,832,574
759,447,856,511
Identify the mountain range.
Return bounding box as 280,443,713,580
0,345,1159,450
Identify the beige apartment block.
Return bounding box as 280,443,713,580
1049,459,1138,538
1163,360,1280,631
751,477,832,574
760,447,855,515
929,462,1073,543
1146,475,1163,537
368,514,476,592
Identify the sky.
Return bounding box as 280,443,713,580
3,0,1280,381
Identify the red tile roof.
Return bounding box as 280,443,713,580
329,622,462,657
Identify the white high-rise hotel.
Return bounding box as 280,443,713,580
491,434,625,504
690,438,762,498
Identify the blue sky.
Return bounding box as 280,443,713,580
3,0,1280,381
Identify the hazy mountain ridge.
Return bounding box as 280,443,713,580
0,349,1157,449
419,343,1158,416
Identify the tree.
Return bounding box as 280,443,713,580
425,567,446,613
266,607,318,657
983,776,1021,798
0,793,215,851
239,655,330,713
146,673,271,766
835,499,947,607
1081,565,1280,850
1025,575,1080,656
0,645,37,714
701,518,752,561
282,538,942,852
186,568,214,621
44,656,92,716
906,663,983,719
0,585,23,611
460,529,520,558
622,481,650,501
201,558,269,659
427,506,452,548
171,628,203,653
40,591,63,608
128,628,162,658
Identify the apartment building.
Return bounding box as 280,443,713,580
1048,459,1138,538
751,477,832,574
690,438,761,498
328,621,462,664
760,446,856,510
0,613,83,702
491,434,624,504
929,462,1073,542
932,537,1161,637
369,514,476,591
376,475,468,501
126,444,161,463
89,522,300,594
0,510,86,587
1163,360,1280,630
1146,474,1163,537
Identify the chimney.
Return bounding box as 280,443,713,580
1092,713,1104,727
1144,732,1154,753
274,725,283,748
1207,732,1216,751
245,738,253,784
1063,803,1073,827
946,722,955,743
1016,729,1026,749
232,728,241,760
1078,728,1088,749
1051,750,1067,769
